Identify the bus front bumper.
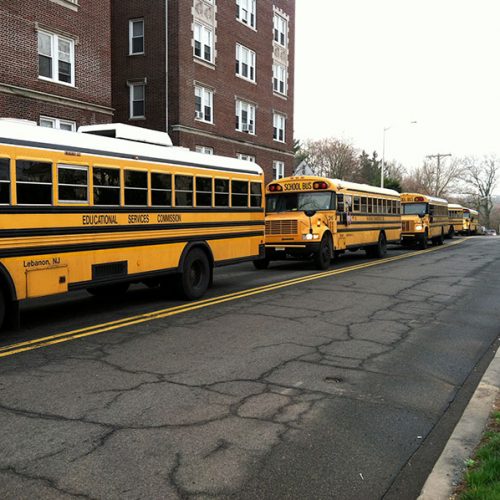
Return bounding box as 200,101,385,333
264,242,321,259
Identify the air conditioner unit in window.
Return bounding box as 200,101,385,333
195,111,203,119
242,124,250,132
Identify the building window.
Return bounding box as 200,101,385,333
236,0,256,29
236,100,255,134
273,64,287,95
58,164,88,203
273,160,285,180
195,86,213,123
236,44,256,82
38,30,75,86
237,153,255,162
40,116,76,131
129,82,145,119
194,23,214,63
273,14,287,47
196,146,214,155
129,19,144,55
273,113,286,142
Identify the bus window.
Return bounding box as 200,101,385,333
232,180,249,207
250,182,262,207
215,179,229,206
0,158,10,204
125,170,148,206
151,173,172,206
16,160,52,205
58,164,88,203
175,175,193,207
353,196,360,212
337,193,344,212
361,197,367,212
196,177,213,207
94,167,120,206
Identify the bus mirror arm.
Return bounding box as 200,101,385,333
304,210,316,234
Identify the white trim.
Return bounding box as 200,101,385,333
37,29,75,87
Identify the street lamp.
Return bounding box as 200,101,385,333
381,121,417,188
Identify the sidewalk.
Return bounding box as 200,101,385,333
418,343,500,499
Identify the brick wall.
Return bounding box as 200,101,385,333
0,0,112,125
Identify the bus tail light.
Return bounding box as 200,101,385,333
415,196,425,201
313,181,328,190
269,184,283,192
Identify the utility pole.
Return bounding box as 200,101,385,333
426,153,452,169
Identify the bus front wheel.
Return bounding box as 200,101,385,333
314,235,332,270
177,248,211,300
253,258,270,270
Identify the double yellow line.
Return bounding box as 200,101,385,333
0,239,466,359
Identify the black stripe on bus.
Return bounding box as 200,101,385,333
0,206,264,214
337,226,401,233
0,231,264,258
0,137,261,175
0,220,264,238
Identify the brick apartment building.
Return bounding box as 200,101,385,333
112,0,295,180
0,0,112,130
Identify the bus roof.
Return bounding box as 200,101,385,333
464,207,479,215
448,203,464,209
401,192,448,205
270,176,400,197
0,120,263,176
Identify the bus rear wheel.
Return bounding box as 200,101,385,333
314,235,332,270
177,248,210,300
87,282,130,298
366,232,387,258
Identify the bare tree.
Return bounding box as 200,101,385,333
401,158,464,197
301,138,360,180
459,155,499,227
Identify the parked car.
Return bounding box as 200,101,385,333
485,229,497,236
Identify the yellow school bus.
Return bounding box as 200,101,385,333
0,120,264,328
463,207,479,235
448,203,464,237
400,193,450,248
255,176,401,270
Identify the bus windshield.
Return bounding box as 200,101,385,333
266,192,333,213
463,212,470,219
403,203,428,216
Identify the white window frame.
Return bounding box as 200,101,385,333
273,161,285,180
195,85,214,124
129,18,144,55
236,0,256,29
193,22,214,64
273,112,286,143
40,116,76,131
196,146,214,155
236,100,256,135
236,44,256,82
273,63,287,95
273,14,287,48
38,30,75,86
237,153,255,162
128,82,146,119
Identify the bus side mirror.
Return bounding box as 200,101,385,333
304,210,317,217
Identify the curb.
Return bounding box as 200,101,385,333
418,343,500,499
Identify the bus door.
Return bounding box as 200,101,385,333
335,193,352,250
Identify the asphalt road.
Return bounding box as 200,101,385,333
0,237,499,499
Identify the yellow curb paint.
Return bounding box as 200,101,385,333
0,239,466,359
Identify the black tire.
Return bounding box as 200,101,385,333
438,230,444,246
314,235,332,270
177,248,211,300
366,232,387,258
253,258,270,270
0,288,5,330
87,282,130,297
447,226,454,239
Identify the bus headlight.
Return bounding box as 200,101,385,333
415,224,423,230
303,233,319,240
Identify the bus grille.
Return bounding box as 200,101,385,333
402,221,412,232
265,220,298,235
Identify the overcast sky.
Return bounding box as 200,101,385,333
294,0,500,174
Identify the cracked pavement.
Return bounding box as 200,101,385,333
0,238,499,499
